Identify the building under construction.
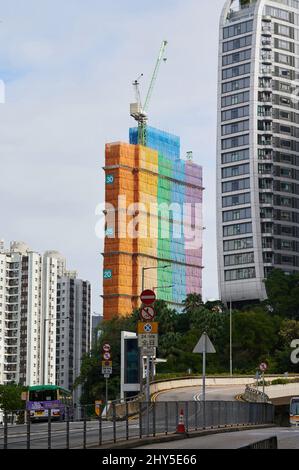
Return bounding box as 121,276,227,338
102,41,203,320
102,126,203,320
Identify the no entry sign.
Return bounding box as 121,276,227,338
140,289,156,306
259,362,268,372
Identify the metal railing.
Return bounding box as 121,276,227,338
0,401,275,449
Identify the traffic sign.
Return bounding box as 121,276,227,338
102,367,112,375
137,322,158,334
140,306,156,322
140,289,156,306
193,332,216,403
142,346,156,357
104,374,110,379
260,362,268,372
103,352,111,360
102,361,112,367
193,333,216,354
103,344,111,352
138,333,158,348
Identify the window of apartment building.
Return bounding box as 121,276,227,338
222,149,249,164
279,69,291,79
223,222,252,237
222,105,249,122
222,49,251,66
223,20,253,39
224,267,256,281
223,207,251,222
222,77,250,94
222,120,249,136
278,39,293,52
222,178,250,193
222,91,250,107
277,24,291,37
280,83,291,93
222,63,251,81
265,6,290,22
281,182,293,192
224,252,254,266
222,163,250,179
277,53,292,65
281,240,292,250
280,139,291,147
223,35,252,53
224,237,253,252
280,110,290,119
222,134,249,150
280,125,292,134
222,192,251,208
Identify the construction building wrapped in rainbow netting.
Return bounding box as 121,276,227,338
103,126,203,320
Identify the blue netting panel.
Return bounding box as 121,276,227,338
129,126,180,160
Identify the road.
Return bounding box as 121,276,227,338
154,385,245,402
138,427,299,449
0,384,270,449
0,419,141,449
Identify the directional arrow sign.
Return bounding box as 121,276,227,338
193,333,216,354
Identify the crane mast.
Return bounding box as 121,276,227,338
130,40,168,146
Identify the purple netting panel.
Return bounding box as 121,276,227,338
184,186,203,233
186,266,202,295
185,162,203,187
186,247,202,266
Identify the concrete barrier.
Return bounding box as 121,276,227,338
149,376,257,395
266,383,299,400
243,386,270,403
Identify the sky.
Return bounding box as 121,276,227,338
0,0,226,313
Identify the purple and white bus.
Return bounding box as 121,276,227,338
26,385,72,421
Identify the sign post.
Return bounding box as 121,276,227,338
193,332,216,402
102,344,112,408
138,290,157,437
259,362,268,398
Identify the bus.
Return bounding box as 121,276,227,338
290,397,299,427
26,385,73,421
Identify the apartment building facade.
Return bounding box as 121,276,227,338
217,0,299,305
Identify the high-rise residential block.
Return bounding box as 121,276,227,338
56,276,91,403
103,127,203,320
217,0,299,306
0,241,91,388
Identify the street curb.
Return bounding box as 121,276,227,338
88,424,277,450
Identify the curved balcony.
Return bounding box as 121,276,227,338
261,38,272,51
261,53,272,65
260,66,272,78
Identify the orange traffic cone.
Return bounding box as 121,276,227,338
176,409,186,434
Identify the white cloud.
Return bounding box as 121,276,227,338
0,0,225,311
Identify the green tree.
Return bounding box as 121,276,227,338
265,269,299,319
230,308,282,373
0,384,27,412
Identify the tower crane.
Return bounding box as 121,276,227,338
130,40,168,146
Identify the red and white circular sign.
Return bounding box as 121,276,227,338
103,352,111,360
259,362,268,372
140,289,156,306
140,306,156,322
103,344,111,352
